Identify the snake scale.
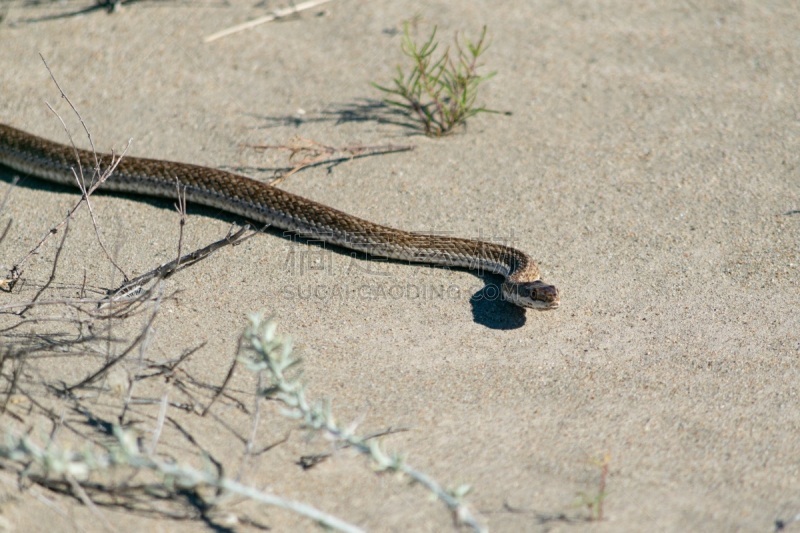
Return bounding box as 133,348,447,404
0,123,559,310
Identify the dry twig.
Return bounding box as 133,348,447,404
4,56,132,293
248,136,414,186
107,225,256,301
204,0,335,43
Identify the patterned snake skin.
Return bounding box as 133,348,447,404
0,123,559,309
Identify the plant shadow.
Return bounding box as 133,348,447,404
251,98,425,136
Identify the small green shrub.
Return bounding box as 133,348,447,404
373,24,506,136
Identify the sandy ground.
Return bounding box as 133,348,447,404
0,1,798,531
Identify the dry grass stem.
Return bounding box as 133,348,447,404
204,0,336,43
247,136,414,186
173,178,188,265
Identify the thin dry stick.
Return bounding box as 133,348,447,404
6,150,125,291
8,57,133,289
6,139,127,290
147,392,169,455
65,144,130,280
201,334,243,417
107,225,256,300
142,342,206,378
0,475,72,524
17,216,71,316
40,53,99,171
204,0,335,43
0,295,132,312
254,433,290,457
173,179,188,266
248,137,414,186
0,347,27,417
118,304,159,425
234,362,264,481
65,475,116,533
41,54,132,280
170,369,249,417
297,427,409,470
66,287,162,392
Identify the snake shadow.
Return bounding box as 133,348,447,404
469,275,527,330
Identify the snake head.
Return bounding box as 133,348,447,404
502,280,560,310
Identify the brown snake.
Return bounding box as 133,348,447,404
0,124,559,310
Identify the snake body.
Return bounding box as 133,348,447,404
0,123,559,309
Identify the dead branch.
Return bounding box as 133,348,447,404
247,136,414,186
107,225,256,301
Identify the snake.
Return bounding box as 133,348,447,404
0,123,559,310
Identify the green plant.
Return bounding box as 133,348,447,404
373,23,506,136
575,452,610,521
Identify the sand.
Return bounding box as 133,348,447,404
0,1,798,531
